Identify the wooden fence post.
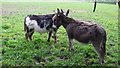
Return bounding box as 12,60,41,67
93,0,97,12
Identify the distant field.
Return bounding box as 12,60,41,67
1,2,118,66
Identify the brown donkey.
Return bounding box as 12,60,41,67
52,9,107,64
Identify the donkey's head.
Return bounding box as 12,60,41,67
52,8,69,31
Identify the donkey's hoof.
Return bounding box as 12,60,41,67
47,40,50,42
68,48,74,51
54,41,57,43
30,39,32,41
26,39,29,41
52,36,55,39
100,61,106,64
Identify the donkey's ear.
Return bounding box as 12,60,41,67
57,8,60,13
53,10,57,13
66,9,69,16
61,9,64,13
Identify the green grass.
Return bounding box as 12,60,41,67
1,2,118,66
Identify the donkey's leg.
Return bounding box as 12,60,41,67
53,31,57,43
29,30,34,40
25,32,29,40
100,42,106,64
92,42,105,64
47,31,52,42
25,29,34,40
68,39,74,51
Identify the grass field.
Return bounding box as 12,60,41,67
1,2,119,66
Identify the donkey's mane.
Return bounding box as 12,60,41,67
62,15,81,24
62,15,96,26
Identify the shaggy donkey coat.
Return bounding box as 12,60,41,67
52,9,107,64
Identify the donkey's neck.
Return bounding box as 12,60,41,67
61,20,68,28
60,15,75,28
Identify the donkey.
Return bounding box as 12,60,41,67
24,9,69,43
52,9,107,64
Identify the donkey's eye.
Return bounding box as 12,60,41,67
54,19,56,22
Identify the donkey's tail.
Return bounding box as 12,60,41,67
24,17,27,32
101,31,107,56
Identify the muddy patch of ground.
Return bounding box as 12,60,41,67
2,5,50,16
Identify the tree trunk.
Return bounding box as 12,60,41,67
93,0,97,12
118,1,120,8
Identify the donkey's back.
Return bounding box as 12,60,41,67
24,14,54,33
67,21,106,44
